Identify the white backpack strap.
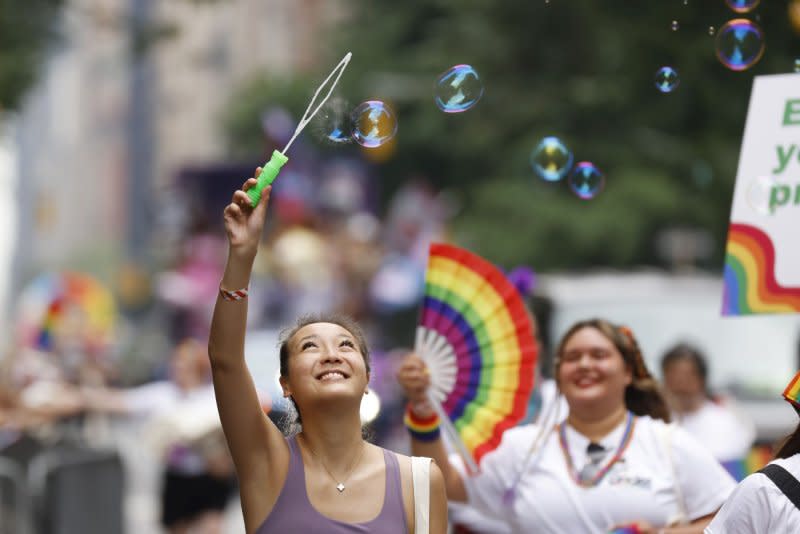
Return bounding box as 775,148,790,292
411,456,431,534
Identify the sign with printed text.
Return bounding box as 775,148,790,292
723,73,800,315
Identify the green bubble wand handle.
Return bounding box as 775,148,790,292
247,51,352,207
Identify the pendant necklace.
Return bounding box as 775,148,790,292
300,435,366,493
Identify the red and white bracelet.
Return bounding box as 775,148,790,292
219,285,249,301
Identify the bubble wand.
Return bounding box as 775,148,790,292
246,52,352,207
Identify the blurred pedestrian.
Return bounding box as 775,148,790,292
661,343,756,477
82,338,234,534
398,319,736,533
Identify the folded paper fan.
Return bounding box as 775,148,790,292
416,243,538,472
16,272,116,352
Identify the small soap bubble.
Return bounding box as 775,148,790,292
715,19,765,71
568,162,605,200
683,0,688,4
746,175,779,215
654,66,680,93
435,64,484,113
725,0,760,13
671,20,680,31
530,137,573,182
795,58,800,72
708,26,716,36
312,97,354,145
351,100,398,148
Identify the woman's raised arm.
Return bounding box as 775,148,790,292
207,172,289,529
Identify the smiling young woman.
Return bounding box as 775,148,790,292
208,169,447,534
396,318,736,534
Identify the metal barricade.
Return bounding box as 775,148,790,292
0,456,30,534
29,447,124,534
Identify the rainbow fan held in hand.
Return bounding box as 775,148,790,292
415,243,538,473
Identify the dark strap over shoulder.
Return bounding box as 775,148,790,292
759,464,800,510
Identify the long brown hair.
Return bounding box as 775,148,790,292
555,318,671,422
776,422,800,459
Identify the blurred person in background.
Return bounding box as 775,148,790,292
398,318,735,533
81,338,235,534
661,343,756,479
705,371,800,533
208,172,447,533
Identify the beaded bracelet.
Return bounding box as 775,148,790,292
219,285,249,302
404,404,441,442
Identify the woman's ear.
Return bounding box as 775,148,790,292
279,375,291,398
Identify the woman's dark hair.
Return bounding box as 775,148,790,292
555,318,671,422
661,343,711,398
277,312,371,434
775,422,800,459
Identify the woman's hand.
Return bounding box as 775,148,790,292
222,170,271,261
395,352,434,416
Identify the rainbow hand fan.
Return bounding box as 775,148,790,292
415,243,538,472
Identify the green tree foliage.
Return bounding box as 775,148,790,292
228,0,798,271
0,0,64,111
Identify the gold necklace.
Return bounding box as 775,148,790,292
300,435,367,493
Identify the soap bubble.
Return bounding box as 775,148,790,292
530,137,573,182
715,19,765,71
671,20,680,31
654,66,680,93
568,162,605,200
745,175,779,215
312,97,353,145
435,64,484,113
351,100,398,148
725,0,760,13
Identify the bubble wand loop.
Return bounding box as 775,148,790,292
247,51,352,207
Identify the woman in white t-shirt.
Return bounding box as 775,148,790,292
705,372,800,534
398,318,736,534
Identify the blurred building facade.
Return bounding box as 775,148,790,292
8,0,344,331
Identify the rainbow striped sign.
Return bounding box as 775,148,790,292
416,243,537,470
722,74,800,316
723,224,800,314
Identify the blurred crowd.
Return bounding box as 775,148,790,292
0,124,771,533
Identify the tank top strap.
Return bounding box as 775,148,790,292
379,448,409,530
279,435,307,497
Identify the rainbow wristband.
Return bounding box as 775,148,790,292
404,404,441,442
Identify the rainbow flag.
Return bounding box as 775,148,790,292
721,444,774,481
784,371,800,409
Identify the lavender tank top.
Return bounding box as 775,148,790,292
255,436,409,533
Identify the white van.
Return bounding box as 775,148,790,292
540,270,800,443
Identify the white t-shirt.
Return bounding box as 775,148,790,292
675,399,756,462
464,415,736,534
705,455,800,534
